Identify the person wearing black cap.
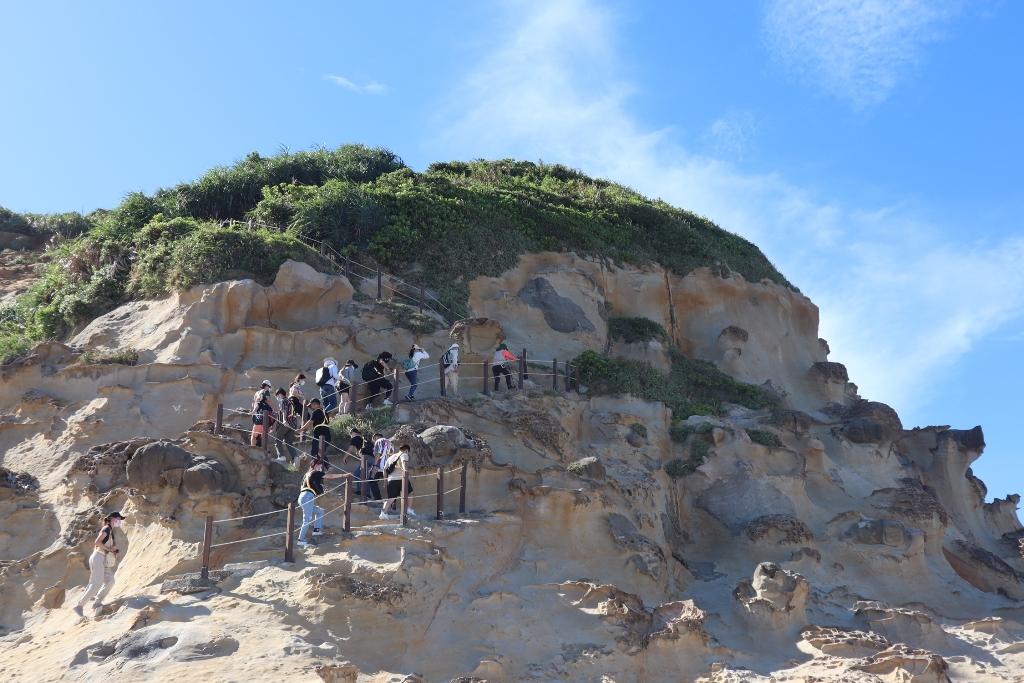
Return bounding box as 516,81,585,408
73,511,125,616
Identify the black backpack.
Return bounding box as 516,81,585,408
362,361,381,382
315,365,331,387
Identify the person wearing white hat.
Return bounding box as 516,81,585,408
250,379,275,447
442,342,460,395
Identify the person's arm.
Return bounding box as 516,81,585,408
299,418,313,434
324,471,349,480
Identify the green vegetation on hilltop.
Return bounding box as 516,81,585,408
1,144,792,363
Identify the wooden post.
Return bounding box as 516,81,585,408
483,360,491,395
436,466,444,520
459,464,468,513
522,348,529,381
215,404,223,435
360,453,368,501
376,267,382,300
393,368,400,403
284,503,295,563
439,360,447,397
318,434,325,462
518,354,525,390
343,475,352,532
350,380,359,413
263,418,271,456
200,515,213,580
400,469,410,527
564,360,571,392
552,358,558,390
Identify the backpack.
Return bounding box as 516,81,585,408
442,348,455,369
402,357,417,372
315,365,331,387
384,453,402,477
362,361,382,382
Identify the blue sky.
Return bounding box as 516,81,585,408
2,1,1022,499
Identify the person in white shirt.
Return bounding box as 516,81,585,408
442,342,460,395
402,344,429,401
379,444,417,519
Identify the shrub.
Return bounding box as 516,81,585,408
566,459,589,476
747,429,783,449
379,300,444,335
608,317,668,344
665,459,689,478
630,423,648,439
327,407,395,443
79,347,139,366
574,350,777,420
0,206,33,235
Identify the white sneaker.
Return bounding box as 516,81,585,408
407,508,418,518
382,399,393,406
378,511,396,520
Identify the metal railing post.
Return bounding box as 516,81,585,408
483,360,491,395
564,360,571,392
393,368,400,403
215,404,223,435
459,464,467,513
284,503,295,563
344,475,352,532
200,515,213,580
518,354,525,390
552,358,558,390
376,267,382,299
436,466,444,520
523,348,529,381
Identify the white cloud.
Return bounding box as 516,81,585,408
763,0,960,108
703,111,758,160
324,74,388,95
439,0,1024,414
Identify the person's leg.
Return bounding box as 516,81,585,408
451,371,459,394
286,432,300,464
298,492,314,542
76,552,106,608
492,365,501,391
369,475,382,501
250,424,260,447
503,366,514,389
310,435,320,460
93,566,116,606
405,370,417,399
314,505,324,533
382,378,393,402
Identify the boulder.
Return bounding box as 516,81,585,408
126,441,229,495
418,425,469,461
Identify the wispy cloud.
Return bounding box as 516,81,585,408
763,0,961,108
703,111,758,160
440,0,1024,415
323,73,388,95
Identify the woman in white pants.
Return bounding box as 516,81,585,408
73,511,124,616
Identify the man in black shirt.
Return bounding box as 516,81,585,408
298,398,332,461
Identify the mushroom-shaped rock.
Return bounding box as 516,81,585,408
841,400,903,444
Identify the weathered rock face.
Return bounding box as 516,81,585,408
1,256,1022,682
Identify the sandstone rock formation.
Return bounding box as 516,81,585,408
1,255,1022,682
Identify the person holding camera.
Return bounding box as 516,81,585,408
73,511,125,616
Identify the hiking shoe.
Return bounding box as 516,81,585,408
298,539,317,547
312,528,323,536
406,508,419,518
405,395,415,402
382,399,393,406
72,605,84,617
378,511,396,520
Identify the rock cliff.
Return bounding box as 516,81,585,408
0,255,1021,682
